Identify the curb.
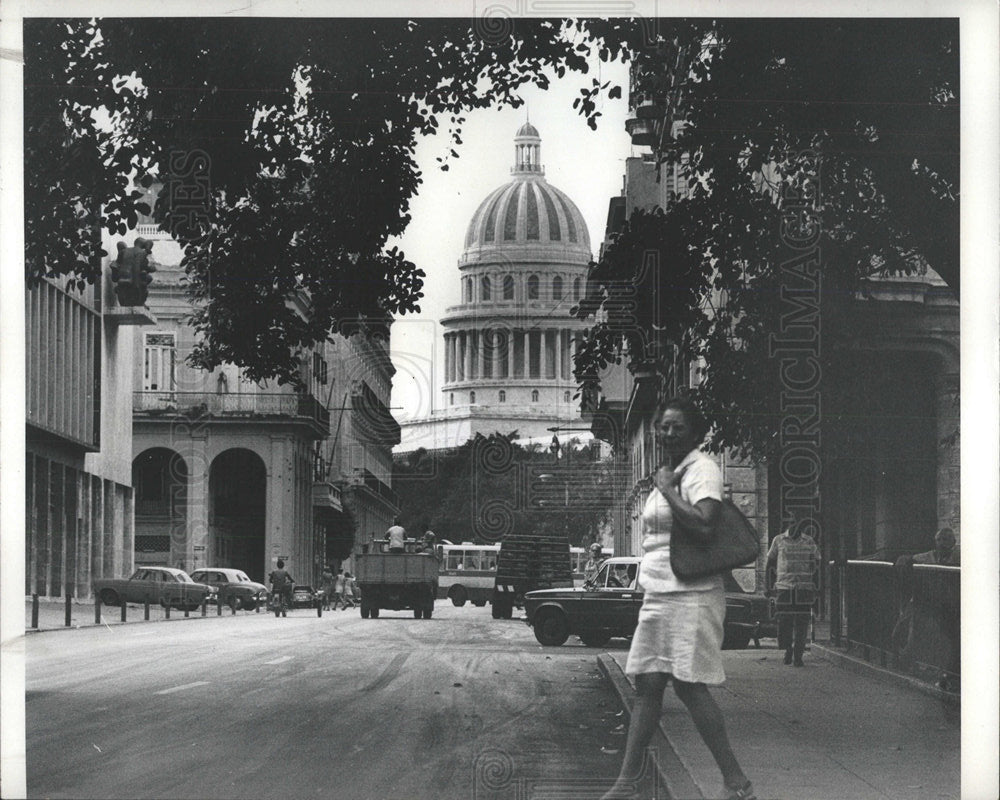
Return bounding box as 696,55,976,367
24,602,267,634
596,653,705,800
811,642,960,707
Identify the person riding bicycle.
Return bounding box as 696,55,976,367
268,559,295,617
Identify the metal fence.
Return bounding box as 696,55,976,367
833,559,960,686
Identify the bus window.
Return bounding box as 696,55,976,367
463,551,480,570
447,550,464,570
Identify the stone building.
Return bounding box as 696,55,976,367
398,123,594,453
591,105,959,598
128,201,398,587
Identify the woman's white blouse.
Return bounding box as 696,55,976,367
638,448,724,594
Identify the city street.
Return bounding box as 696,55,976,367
26,602,641,800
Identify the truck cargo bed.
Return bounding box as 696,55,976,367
355,553,439,584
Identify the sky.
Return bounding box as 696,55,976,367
388,55,633,427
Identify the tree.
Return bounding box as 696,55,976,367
24,17,603,385
570,19,959,460
393,434,622,547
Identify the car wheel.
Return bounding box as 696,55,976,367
534,609,570,646
99,589,120,607
242,598,257,612
449,586,468,607
722,629,753,650
579,632,611,647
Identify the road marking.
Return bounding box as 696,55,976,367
154,681,210,695
265,655,293,665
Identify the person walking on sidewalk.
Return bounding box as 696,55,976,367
602,397,756,800
766,513,820,667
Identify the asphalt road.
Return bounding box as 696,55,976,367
26,602,640,800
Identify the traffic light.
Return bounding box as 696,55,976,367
110,237,156,306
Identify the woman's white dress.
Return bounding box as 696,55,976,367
624,448,726,685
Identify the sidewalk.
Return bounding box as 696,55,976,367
599,638,960,800
24,596,269,632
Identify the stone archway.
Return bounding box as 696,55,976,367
209,448,267,582
133,448,187,567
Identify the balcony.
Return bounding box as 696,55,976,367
349,468,398,510
312,480,343,511
350,381,402,445
134,391,330,437
625,116,657,147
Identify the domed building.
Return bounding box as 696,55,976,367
397,123,594,452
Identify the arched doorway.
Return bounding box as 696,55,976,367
209,449,267,582
133,448,187,567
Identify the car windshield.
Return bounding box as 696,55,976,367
175,572,193,583
235,572,251,582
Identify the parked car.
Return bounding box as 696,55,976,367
523,556,776,649
93,566,215,612
189,568,269,611
290,585,317,609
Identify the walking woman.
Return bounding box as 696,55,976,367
602,397,755,800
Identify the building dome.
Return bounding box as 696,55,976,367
516,121,540,138
463,180,591,252
462,123,591,257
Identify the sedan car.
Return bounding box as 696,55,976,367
189,568,269,611
93,566,215,611
523,557,775,649
290,585,317,609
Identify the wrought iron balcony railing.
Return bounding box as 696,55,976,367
134,391,330,430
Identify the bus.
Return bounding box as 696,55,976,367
570,545,614,587
435,542,500,607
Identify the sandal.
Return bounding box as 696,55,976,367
726,780,757,800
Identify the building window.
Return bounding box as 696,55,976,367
481,276,491,301
527,274,539,300
143,332,176,392
498,390,506,403
531,390,539,402
450,392,455,405
503,275,515,300
470,391,476,404
564,390,571,403
552,276,563,300
573,277,582,300
312,351,328,384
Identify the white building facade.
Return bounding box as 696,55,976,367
399,124,594,452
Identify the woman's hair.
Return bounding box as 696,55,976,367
654,395,710,444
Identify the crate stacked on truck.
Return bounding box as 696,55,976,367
491,534,573,619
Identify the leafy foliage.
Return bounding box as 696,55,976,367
393,434,624,547
569,19,959,460
24,17,603,384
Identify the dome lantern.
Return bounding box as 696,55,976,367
513,120,543,175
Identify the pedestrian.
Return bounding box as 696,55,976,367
912,527,960,565
320,565,335,610
340,572,357,609
583,542,606,584
602,397,755,800
267,559,294,618
386,518,407,554
332,569,346,610
766,511,820,667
